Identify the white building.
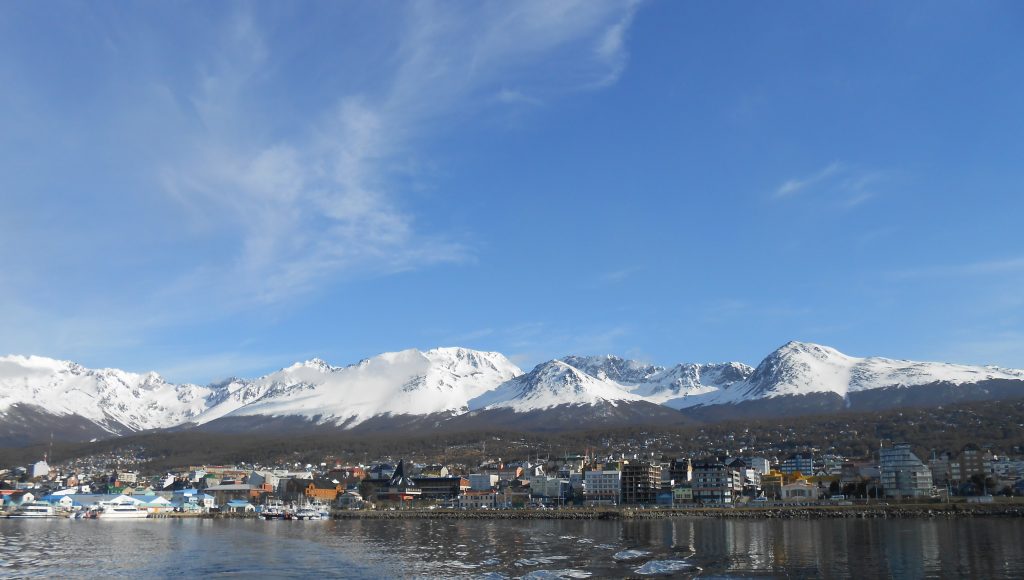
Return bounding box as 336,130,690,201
749,458,771,476
880,444,933,498
31,461,50,479
584,470,621,505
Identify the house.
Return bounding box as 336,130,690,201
458,490,499,509
203,483,261,506
282,478,344,502
6,491,35,507
171,489,215,512
781,479,819,501
41,495,75,511
672,484,694,504
224,499,255,513
136,494,173,513
336,490,365,510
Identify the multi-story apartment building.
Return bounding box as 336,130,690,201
780,453,814,476
583,470,621,505
957,445,992,482
621,461,661,505
691,461,743,504
880,444,933,498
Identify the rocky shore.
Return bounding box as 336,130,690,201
330,503,1024,521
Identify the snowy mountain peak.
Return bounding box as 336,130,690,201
560,354,754,404
0,354,214,433
668,341,1024,409
198,346,522,427
561,354,661,383
296,358,335,372
468,360,641,412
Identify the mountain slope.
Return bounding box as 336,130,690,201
199,347,522,427
562,355,753,403
2,342,1024,446
669,341,1024,409
0,355,213,436
468,360,642,412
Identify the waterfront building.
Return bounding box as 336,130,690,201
583,470,621,505
664,458,692,489
531,476,570,503
880,444,933,499
761,471,784,499
620,461,662,505
726,458,762,497
378,460,421,502
780,479,819,500
458,490,499,509
672,483,694,504
203,483,261,506
410,476,468,500
691,461,743,504
224,499,255,513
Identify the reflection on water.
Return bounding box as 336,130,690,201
0,516,1022,578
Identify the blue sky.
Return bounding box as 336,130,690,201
2,1,1022,383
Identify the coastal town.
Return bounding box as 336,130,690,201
4,441,1024,519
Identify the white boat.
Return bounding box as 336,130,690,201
96,502,149,519
7,501,57,518
261,499,285,520
310,500,331,520
293,507,319,520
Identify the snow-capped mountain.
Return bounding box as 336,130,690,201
666,341,1024,409
2,341,1023,445
198,347,522,427
468,360,642,412
561,355,753,403
0,354,213,434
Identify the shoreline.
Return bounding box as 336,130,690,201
328,503,1024,520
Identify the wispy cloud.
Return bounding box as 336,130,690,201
772,162,886,208
160,1,641,309
773,162,844,199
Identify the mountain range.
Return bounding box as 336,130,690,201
2,341,1023,446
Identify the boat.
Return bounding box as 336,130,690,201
96,501,149,519
293,507,319,520
7,501,57,518
261,499,285,520
310,500,331,520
